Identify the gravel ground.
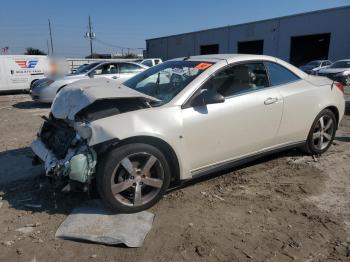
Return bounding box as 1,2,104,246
0,94,349,262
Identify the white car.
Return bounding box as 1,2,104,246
317,59,350,87
135,58,162,67
31,54,345,213
30,61,148,103
299,60,332,74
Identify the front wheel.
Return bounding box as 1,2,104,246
304,109,337,155
97,143,171,213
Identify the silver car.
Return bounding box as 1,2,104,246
31,54,345,213
317,59,350,87
30,61,148,103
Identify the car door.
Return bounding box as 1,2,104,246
181,62,284,172
264,62,316,145
92,63,120,80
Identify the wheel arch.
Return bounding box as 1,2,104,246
56,84,67,94
324,105,339,126
30,79,39,90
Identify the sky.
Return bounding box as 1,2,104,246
0,0,349,58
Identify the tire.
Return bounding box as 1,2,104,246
97,143,171,213
304,109,337,155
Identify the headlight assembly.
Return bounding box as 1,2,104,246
36,79,54,89
74,122,92,139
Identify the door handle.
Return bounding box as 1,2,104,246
264,97,278,105
112,76,118,79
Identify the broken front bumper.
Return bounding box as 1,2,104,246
31,138,97,183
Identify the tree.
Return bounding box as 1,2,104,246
85,53,111,59
24,47,47,55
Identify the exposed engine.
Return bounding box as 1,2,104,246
32,116,97,184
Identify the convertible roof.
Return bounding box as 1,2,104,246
169,54,278,63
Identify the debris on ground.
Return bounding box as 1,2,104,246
15,227,34,234
55,200,154,247
2,240,15,248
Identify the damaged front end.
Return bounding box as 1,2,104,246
31,116,97,184
31,81,160,188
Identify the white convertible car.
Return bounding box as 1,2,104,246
31,54,345,213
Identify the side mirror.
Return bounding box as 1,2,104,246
193,89,225,107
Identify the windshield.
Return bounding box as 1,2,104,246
305,61,321,67
331,61,350,69
123,60,214,105
73,62,101,74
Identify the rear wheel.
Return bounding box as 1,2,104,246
97,143,171,213
304,109,336,155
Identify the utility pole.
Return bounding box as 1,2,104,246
85,16,95,57
48,19,54,55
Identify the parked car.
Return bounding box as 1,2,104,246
299,60,332,74
70,63,89,74
31,54,345,213
0,55,49,92
135,58,162,67
317,59,350,86
30,61,148,103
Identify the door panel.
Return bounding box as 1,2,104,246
274,80,318,144
182,88,283,172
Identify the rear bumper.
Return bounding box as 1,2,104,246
318,73,350,87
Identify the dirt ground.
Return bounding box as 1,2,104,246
0,94,350,262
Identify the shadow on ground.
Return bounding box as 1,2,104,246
335,136,350,143
0,146,304,216
13,101,50,110
0,147,88,216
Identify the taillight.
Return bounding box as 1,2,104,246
335,82,344,93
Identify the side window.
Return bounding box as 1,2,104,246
266,62,300,86
202,63,269,97
142,60,154,67
91,64,117,75
119,63,143,73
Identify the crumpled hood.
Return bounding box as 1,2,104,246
51,78,159,120
318,68,350,74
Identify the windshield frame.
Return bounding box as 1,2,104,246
123,60,214,106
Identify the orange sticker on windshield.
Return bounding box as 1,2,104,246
195,63,212,70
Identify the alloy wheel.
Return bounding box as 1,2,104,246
312,115,334,150
110,152,164,207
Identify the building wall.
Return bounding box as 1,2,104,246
146,6,350,63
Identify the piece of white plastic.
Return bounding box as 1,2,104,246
55,200,154,247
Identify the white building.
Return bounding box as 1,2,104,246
145,6,350,66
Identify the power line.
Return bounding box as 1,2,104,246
95,38,144,51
